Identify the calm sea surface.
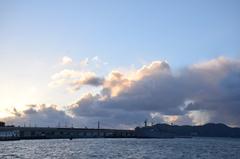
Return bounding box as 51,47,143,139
0,138,240,159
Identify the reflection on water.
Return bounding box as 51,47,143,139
0,138,240,159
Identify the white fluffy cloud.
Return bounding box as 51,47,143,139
61,56,73,65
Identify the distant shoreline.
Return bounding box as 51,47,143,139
1,122,240,141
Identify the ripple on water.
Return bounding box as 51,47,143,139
0,138,240,159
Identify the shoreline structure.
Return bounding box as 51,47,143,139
0,121,240,140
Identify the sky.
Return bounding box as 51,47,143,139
0,0,240,128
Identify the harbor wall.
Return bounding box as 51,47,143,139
0,127,135,140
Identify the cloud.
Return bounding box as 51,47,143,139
79,58,89,67
12,107,21,117
49,56,108,90
4,56,240,128
136,61,170,79
4,104,74,127
61,56,72,65
182,57,240,125
70,57,240,127
70,75,104,91
91,56,108,68
48,69,103,90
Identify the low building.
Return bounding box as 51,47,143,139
0,126,20,140
0,121,5,127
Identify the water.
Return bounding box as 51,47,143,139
0,138,240,159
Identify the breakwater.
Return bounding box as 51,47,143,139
0,126,135,140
